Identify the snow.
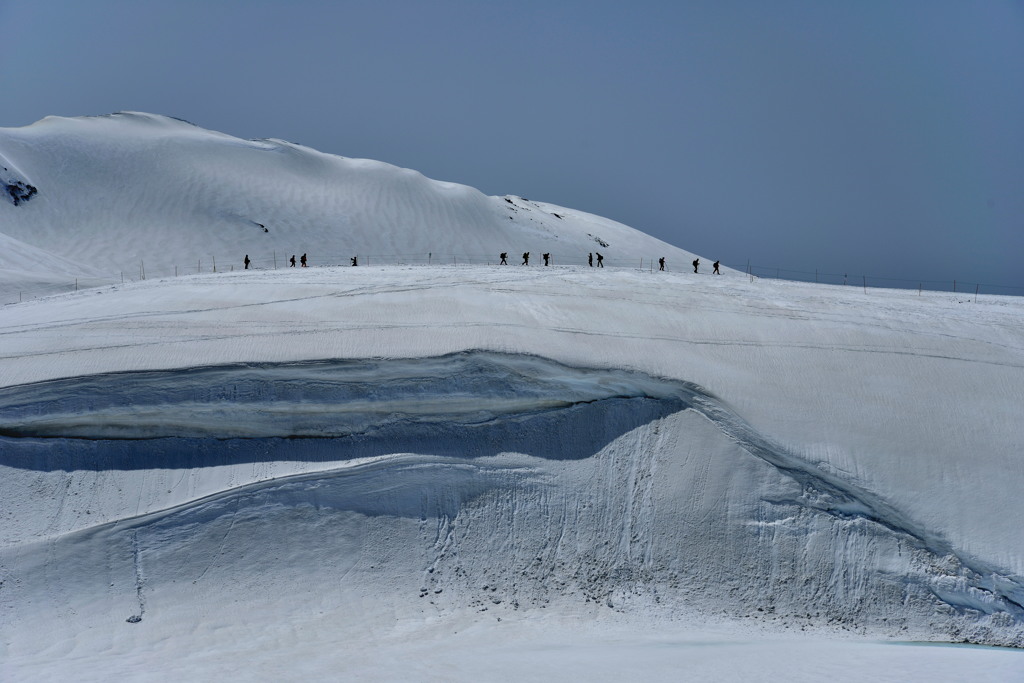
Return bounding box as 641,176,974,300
1,114,1023,681
0,111,694,305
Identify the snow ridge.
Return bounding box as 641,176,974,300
2,351,1021,647
688,392,1024,625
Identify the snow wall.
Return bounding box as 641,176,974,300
2,351,1021,650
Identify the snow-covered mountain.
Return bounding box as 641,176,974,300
0,112,695,301
2,114,1023,681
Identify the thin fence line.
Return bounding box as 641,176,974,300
740,262,1024,296
5,253,1023,304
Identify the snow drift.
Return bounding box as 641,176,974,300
3,350,1022,652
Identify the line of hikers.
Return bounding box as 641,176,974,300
243,253,311,270
499,252,720,274
243,253,362,269
246,252,721,274
501,252,594,267
690,258,721,274
243,253,359,268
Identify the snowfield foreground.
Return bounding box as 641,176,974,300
1,264,1023,681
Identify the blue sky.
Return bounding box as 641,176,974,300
2,0,1022,291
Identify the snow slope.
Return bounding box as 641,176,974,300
1,113,1023,680
0,112,695,304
